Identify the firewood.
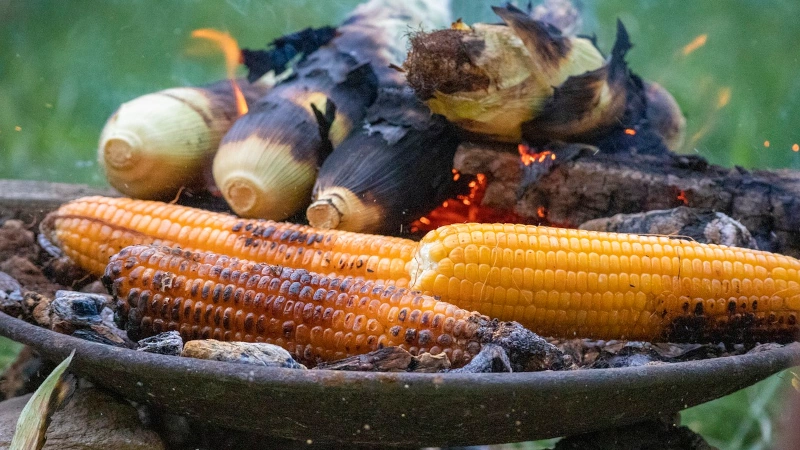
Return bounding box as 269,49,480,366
454,142,800,257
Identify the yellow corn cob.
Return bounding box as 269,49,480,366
105,245,489,366
43,196,416,286
410,223,800,342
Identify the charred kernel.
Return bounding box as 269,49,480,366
212,285,222,303
418,330,433,345
107,245,486,366
694,302,704,316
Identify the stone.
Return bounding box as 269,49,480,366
181,340,305,369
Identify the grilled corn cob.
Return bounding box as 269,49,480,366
410,223,800,342
105,245,486,366
42,196,416,286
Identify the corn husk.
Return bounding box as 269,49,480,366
98,79,270,200
645,82,686,151
307,87,460,234
405,4,606,142
212,0,452,220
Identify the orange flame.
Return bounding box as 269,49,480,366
410,172,524,233
518,144,556,166
191,28,248,115
677,190,689,205
682,34,707,56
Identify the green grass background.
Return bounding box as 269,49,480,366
1,1,799,447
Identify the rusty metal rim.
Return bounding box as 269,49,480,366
2,311,799,446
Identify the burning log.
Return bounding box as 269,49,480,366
453,143,800,257
579,206,758,250
212,0,451,220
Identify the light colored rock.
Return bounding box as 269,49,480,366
182,339,305,369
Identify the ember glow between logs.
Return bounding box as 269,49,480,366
518,144,556,166
410,172,524,234
191,28,249,115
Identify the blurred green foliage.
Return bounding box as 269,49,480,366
1,1,799,447
1,0,799,183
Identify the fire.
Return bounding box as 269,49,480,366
682,34,707,56
537,206,547,218
410,172,525,233
677,190,689,205
191,28,248,116
518,144,556,166
624,128,636,136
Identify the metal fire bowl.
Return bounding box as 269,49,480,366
1,312,798,447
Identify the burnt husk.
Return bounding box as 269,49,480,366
311,87,461,233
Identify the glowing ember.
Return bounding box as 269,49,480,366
537,206,547,218
682,34,707,56
624,128,636,136
677,190,689,205
518,144,556,166
410,172,525,233
191,28,249,115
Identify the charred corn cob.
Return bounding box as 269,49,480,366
213,0,451,220
42,196,416,286
410,223,800,343
307,87,462,234
404,4,609,142
104,245,489,366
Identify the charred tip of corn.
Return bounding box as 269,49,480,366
37,212,62,254
306,199,342,230
404,29,489,100
307,187,384,233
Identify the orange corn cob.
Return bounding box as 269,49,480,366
410,223,800,342
104,245,491,366
43,196,417,286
